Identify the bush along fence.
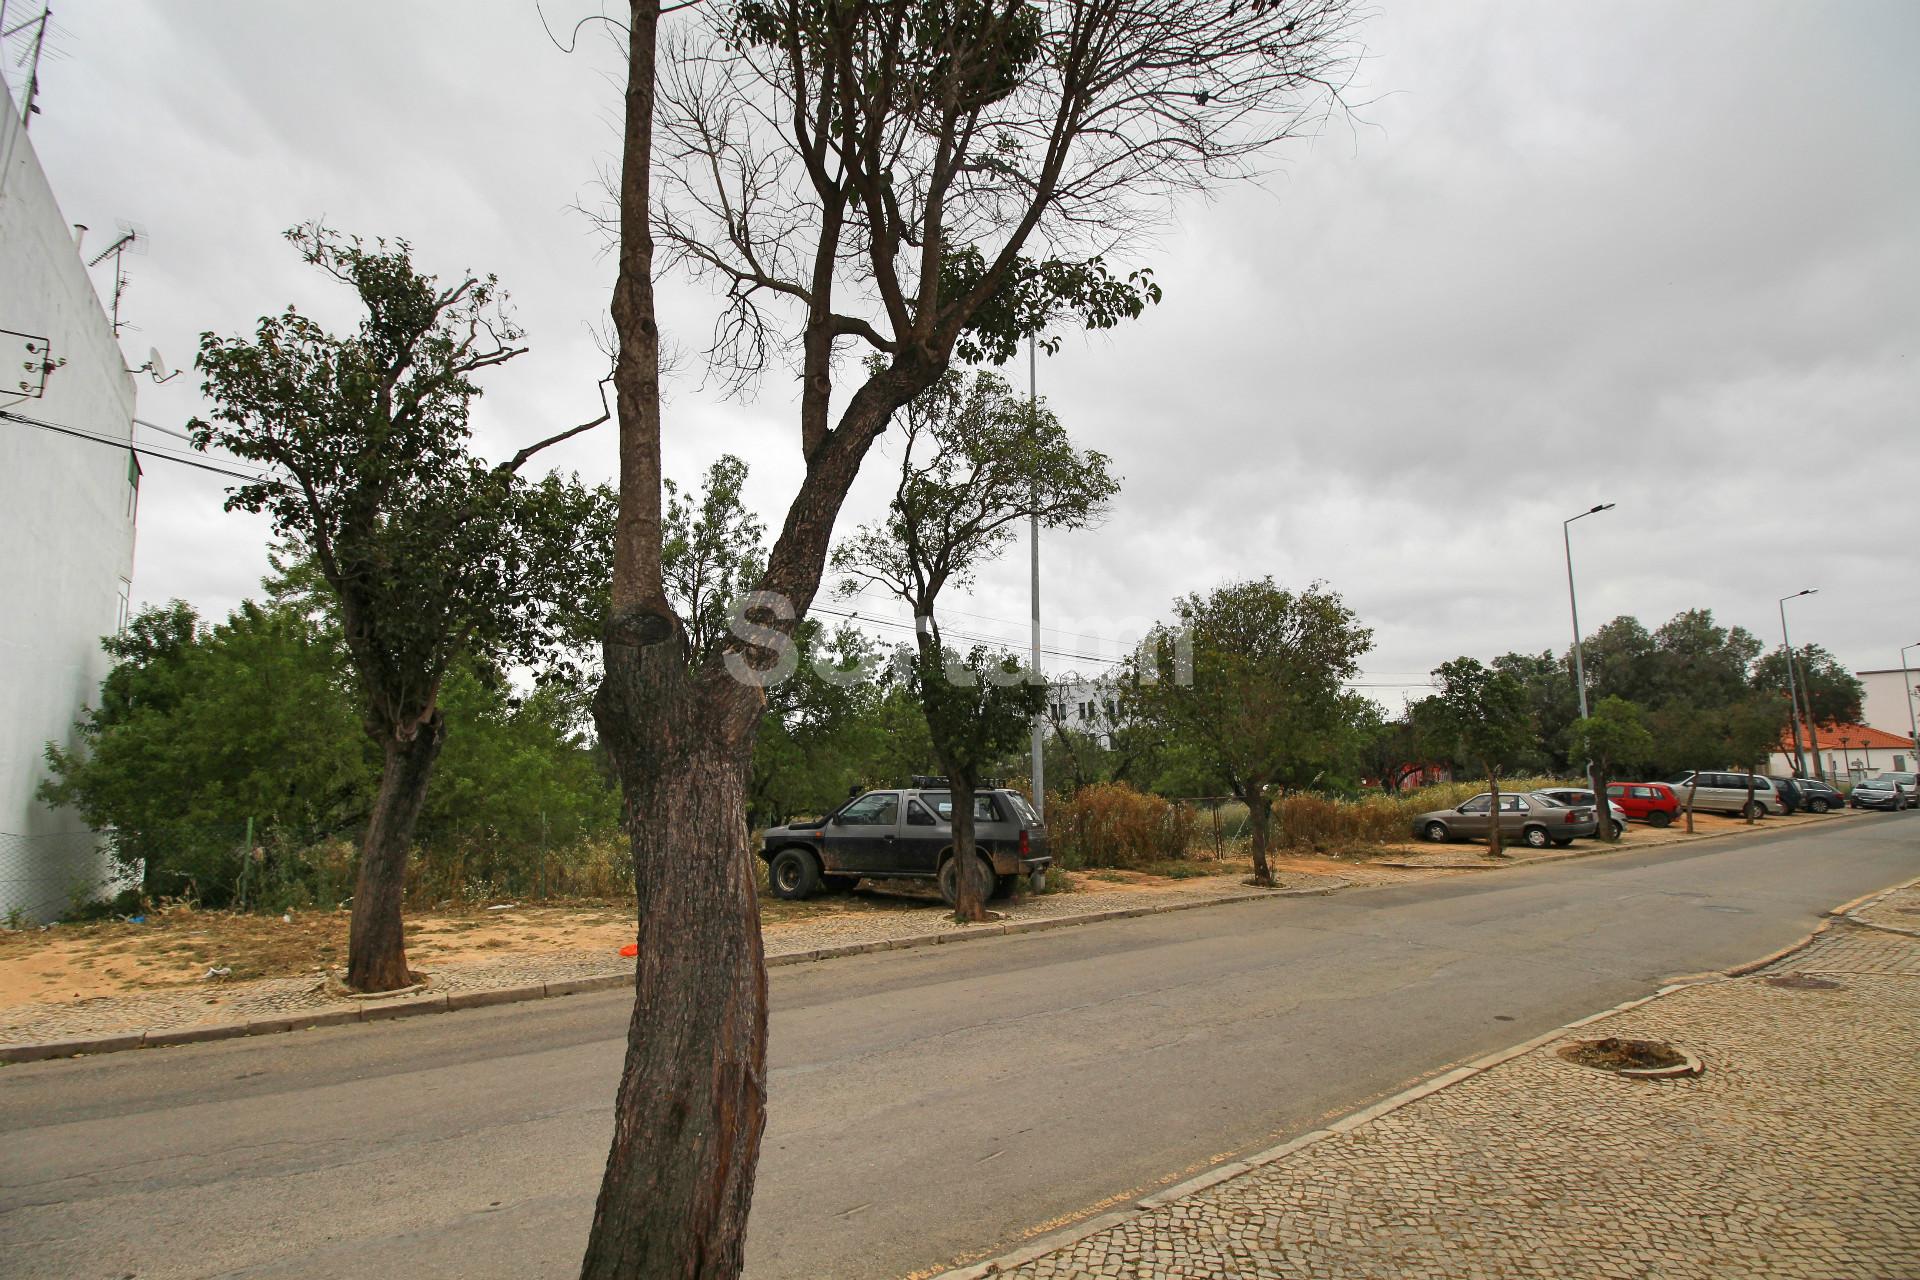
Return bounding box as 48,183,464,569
1046,777,1581,869
1,818,634,924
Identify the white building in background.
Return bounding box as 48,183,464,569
1855,667,1919,753
0,77,140,919
1048,674,1126,748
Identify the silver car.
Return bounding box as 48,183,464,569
1531,789,1630,839
1411,792,1598,849
1668,771,1785,818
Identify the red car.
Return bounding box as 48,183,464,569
1606,782,1680,828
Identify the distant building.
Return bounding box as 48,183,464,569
1,81,140,919
1771,722,1913,784
1048,675,1125,748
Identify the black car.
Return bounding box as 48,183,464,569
759,785,1051,904
1850,776,1916,811
1769,776,1804,815
1790,777,1845,814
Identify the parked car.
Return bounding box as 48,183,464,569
1791,777,1846,814
1531,788,1629,838
1850,775,1916,812
1411,791,1597,849
759,784,1051,903
1604,782,1681,828
1770,776,1804,814
1667,771,1786,818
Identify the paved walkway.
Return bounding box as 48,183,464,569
0,873,1330,1046
973,883,1920,1280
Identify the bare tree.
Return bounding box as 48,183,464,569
581,2,1365,1275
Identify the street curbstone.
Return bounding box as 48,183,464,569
543,975,627,999
358,995,448,1022
1137,1160,1252,1208
144,1022,250,1049
447,984,548,1010
0,1033,145,1063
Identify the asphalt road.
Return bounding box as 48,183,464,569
3,813,1915,1280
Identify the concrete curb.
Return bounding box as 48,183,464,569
934,872,1904,1279
0,881,1348,1066
1830,871,1920,940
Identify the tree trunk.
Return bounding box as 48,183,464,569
580,607,767,1280
1486,766,1506,857
345,712,446,992
1592,758,1614,842
1805,714,1825,782
1744,769,1757,824
1246,786,1274,886
946,772,992,923
1684,774,1698,833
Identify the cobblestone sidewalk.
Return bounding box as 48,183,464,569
966,884,1920,1280
0,872,1337,1049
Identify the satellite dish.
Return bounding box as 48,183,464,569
148,348,169,380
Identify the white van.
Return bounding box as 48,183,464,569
1668,772,1785,818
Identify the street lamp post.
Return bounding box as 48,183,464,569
1563,503,1614,797
1778,590,1817,780
1902,641,1920,772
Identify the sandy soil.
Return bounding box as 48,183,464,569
0,870,1234,1009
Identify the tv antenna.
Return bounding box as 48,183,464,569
1,2,53,129
85,220,147,338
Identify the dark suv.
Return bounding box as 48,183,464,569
760,785,1051,905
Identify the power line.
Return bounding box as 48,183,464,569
1,408,273,482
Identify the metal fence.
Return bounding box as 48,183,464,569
0,828,135,924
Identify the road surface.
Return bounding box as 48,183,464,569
3,814,1914,1279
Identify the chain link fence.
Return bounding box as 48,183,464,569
1,820,635,923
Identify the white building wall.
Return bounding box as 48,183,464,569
0,80,139,919
1856,669,1919,747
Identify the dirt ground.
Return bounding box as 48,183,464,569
0,867,1275,1009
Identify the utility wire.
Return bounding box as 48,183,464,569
1,407,273,482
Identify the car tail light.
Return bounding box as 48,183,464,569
1018,829,1030,855
1565,810,1579,824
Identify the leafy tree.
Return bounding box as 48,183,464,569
1566,696,1654,842
1418,658,1534,856
41,601,367,901
190,226,614,990
833,368,1116,919
1752,644,1864,737
581,1,1365,1270
1492,649,1579,774
1128,580,1373,885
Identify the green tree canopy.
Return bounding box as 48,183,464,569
1129,579,1374,885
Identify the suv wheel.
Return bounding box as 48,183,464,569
1523,825,1550,849
938,854,999,908
1807,797,1829,814
1743,801,1766,820
768,848,822,900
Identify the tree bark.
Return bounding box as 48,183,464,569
1486,766,1506,858
1592,759,1614,842
346,712,446,992
1684,774,1698,833
1744,768,1757,824
946,771,992,923
581,606,767,1280
1246,786,1274,886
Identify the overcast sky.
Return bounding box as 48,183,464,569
14,1,1919,705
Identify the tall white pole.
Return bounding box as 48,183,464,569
1028,333,1044,819
1563,504,1612,798
1902,641,1919,771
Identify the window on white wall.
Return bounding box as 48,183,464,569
116,578,131,633
126,451,141,521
